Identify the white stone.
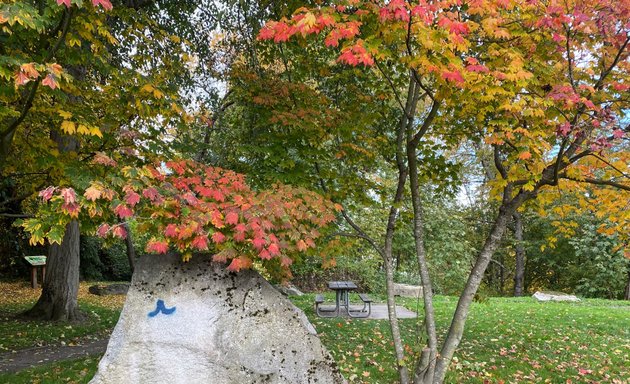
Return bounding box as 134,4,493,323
532,291,581,302
393,283,423,298
90,253,345,384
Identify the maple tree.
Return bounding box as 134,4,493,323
257,1,629,383
1,0,220,320
21,157,339,280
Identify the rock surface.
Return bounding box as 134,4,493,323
393,283,423,298
274,284,304,297
90,253,345,384
88,283,130,296
532,291,581,302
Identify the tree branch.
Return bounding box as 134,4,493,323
560,175,630,191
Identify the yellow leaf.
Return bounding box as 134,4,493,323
68,37,81,47
153,88,164,99
89,126,103,138
58,110,72,119
77,124,90,135
61,120,75,134
141,84,155,93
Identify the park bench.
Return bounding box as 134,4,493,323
315,294,339,317
348,293,372,318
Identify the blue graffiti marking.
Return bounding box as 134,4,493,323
148,299,176,317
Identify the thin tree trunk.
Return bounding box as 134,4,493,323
381,73,423,384
383,168,410,384
625,264,630,301
408,143,438,384
24,220,82,321
499,253,505,295
433,197,524,383
120,220,135,272
513,212,525,297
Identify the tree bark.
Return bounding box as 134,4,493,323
513,212,525,297
405,96,440,384
23,220,82,321
119,220,135,272
625,264,630,301
408,148,438,384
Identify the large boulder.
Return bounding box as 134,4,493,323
532,291,581,302
393,283,423,298
90,253,345,384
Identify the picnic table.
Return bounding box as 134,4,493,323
315,281,372,318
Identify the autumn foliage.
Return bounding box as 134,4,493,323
22,158,339,279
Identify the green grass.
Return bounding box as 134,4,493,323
0,302,120,352
0,357,99,384
290,294,630,383
1,284,628,384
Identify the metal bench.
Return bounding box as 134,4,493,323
348,293,372,318
315,294,338,317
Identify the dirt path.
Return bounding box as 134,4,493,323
0,338,108,373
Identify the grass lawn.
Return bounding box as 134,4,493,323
1,281,628,383
292,294,630,383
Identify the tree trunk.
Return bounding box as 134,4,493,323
23,220,83,321
24,91,81,321
121,221,135,272
383,169,410,384
432,198,521,383
407,123,438,384
625,264,630,301
513,212,525,297
499,252,505,295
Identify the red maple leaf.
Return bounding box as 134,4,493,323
96,224,109,237
114,204,133,219
191,235,209,250
258,23,276,40
227,257,244,272
268,242,280,256
142,187,160,201
252,237,266,250
225,211,239,225
259,248,271,260
42,74,58,90
60,188,76,205
441,70,464,85
112,225,127,239
92,0,113,10
146,240,169,254
211,231,226,244
125,191,141,207
39,186,56,202
164,224,178,238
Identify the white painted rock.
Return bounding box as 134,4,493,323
90,253,345,384
393,283,423,298
532,291,581,302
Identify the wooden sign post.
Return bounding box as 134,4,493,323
24,256,47,289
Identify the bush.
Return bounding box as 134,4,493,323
79,236,131,282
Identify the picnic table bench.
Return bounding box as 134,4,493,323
315,281,372,318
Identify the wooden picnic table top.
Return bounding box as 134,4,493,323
328,281,358,290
